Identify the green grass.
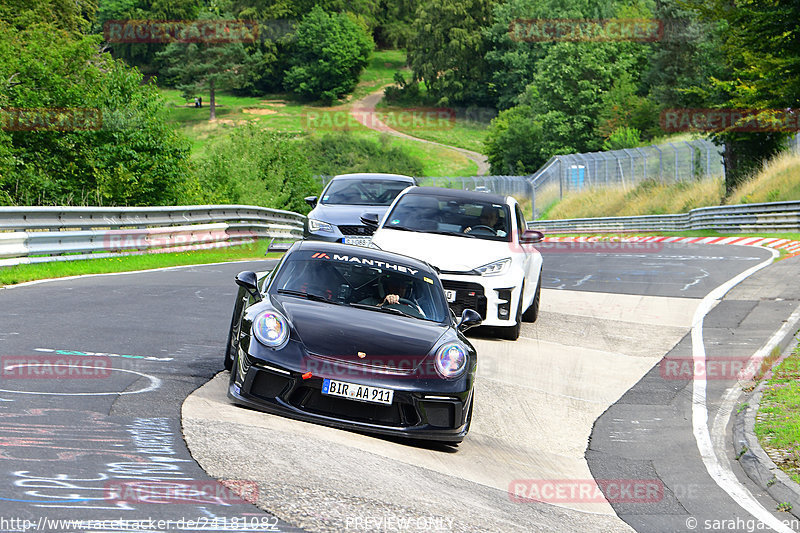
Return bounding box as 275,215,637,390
349,50,408,101
542,150,800,220
0,242,283,287
160,49,481,176
373,105,490,154
754,342,800,485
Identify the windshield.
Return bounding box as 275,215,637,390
384,194,512,242
269,251,449,322
320,179,412,206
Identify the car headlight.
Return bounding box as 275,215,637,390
475,258,511,276
308,218,333,233
434,343,468,378
253,311,290,348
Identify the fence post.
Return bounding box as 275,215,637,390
667,142,680,182
636,147,647,181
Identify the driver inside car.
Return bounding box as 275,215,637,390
359,276,425,317
465,206,507,236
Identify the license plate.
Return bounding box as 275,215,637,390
343,236,371,247
322,378,393,405
444,289,456,303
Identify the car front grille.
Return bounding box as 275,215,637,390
339,225,375,236
289,387,419,427
441,281,487,319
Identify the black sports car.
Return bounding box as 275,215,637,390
225,241,482,443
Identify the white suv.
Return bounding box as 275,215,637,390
366,187,543,340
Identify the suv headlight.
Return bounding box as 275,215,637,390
475,258,511,276
308,218,333,233
434,343,468,378
253,311,290,349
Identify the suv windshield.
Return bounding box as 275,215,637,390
269,251,449,322
321,179,411,206
384,194,512,242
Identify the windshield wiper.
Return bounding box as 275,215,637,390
428,230,476,238
349,302,416,318
276,289,338,304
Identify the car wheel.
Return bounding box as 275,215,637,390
500,290,523,341
224,305,241,371
522,281,541,323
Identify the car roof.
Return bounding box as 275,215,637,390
331,173,416,182
403,186,509,205
292,241,437,275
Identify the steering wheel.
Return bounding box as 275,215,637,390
392,298,426,318
465,224,497,235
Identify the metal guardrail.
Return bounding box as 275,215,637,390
529,201,800,233
0,205,305,267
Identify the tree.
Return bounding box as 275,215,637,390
407,0,496,106
96,0,203,76
282,6,373,104
483,0,616,110
484,105,547,174
156,10,260,120
0,20,192,206
602,127,641,151
682,0,800,194
520,40,649,155
195,125,318,213
0,0,97,34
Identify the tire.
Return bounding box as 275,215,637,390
224,325,235,371
500,290,523,341
522,281,541,323
224,297,243,371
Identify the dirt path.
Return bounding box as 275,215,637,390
350,89,491,176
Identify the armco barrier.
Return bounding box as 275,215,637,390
530,200,800,233
0,205,305,267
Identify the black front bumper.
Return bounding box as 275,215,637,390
227,350,473,443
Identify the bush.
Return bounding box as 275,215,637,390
283,7,374,104
194,125,318,214
0,21,192,206
301,133,424,177
602,127,642,151
484,106,548,175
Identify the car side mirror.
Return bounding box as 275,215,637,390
304,196,318,207
457,309,482,331
235,271,262,302
360,213,380,227
520,230,544,244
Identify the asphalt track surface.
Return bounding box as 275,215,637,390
0,242,794,532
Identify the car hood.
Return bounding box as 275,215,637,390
371,228,512,271
308,204,390,226
275,297,447,369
